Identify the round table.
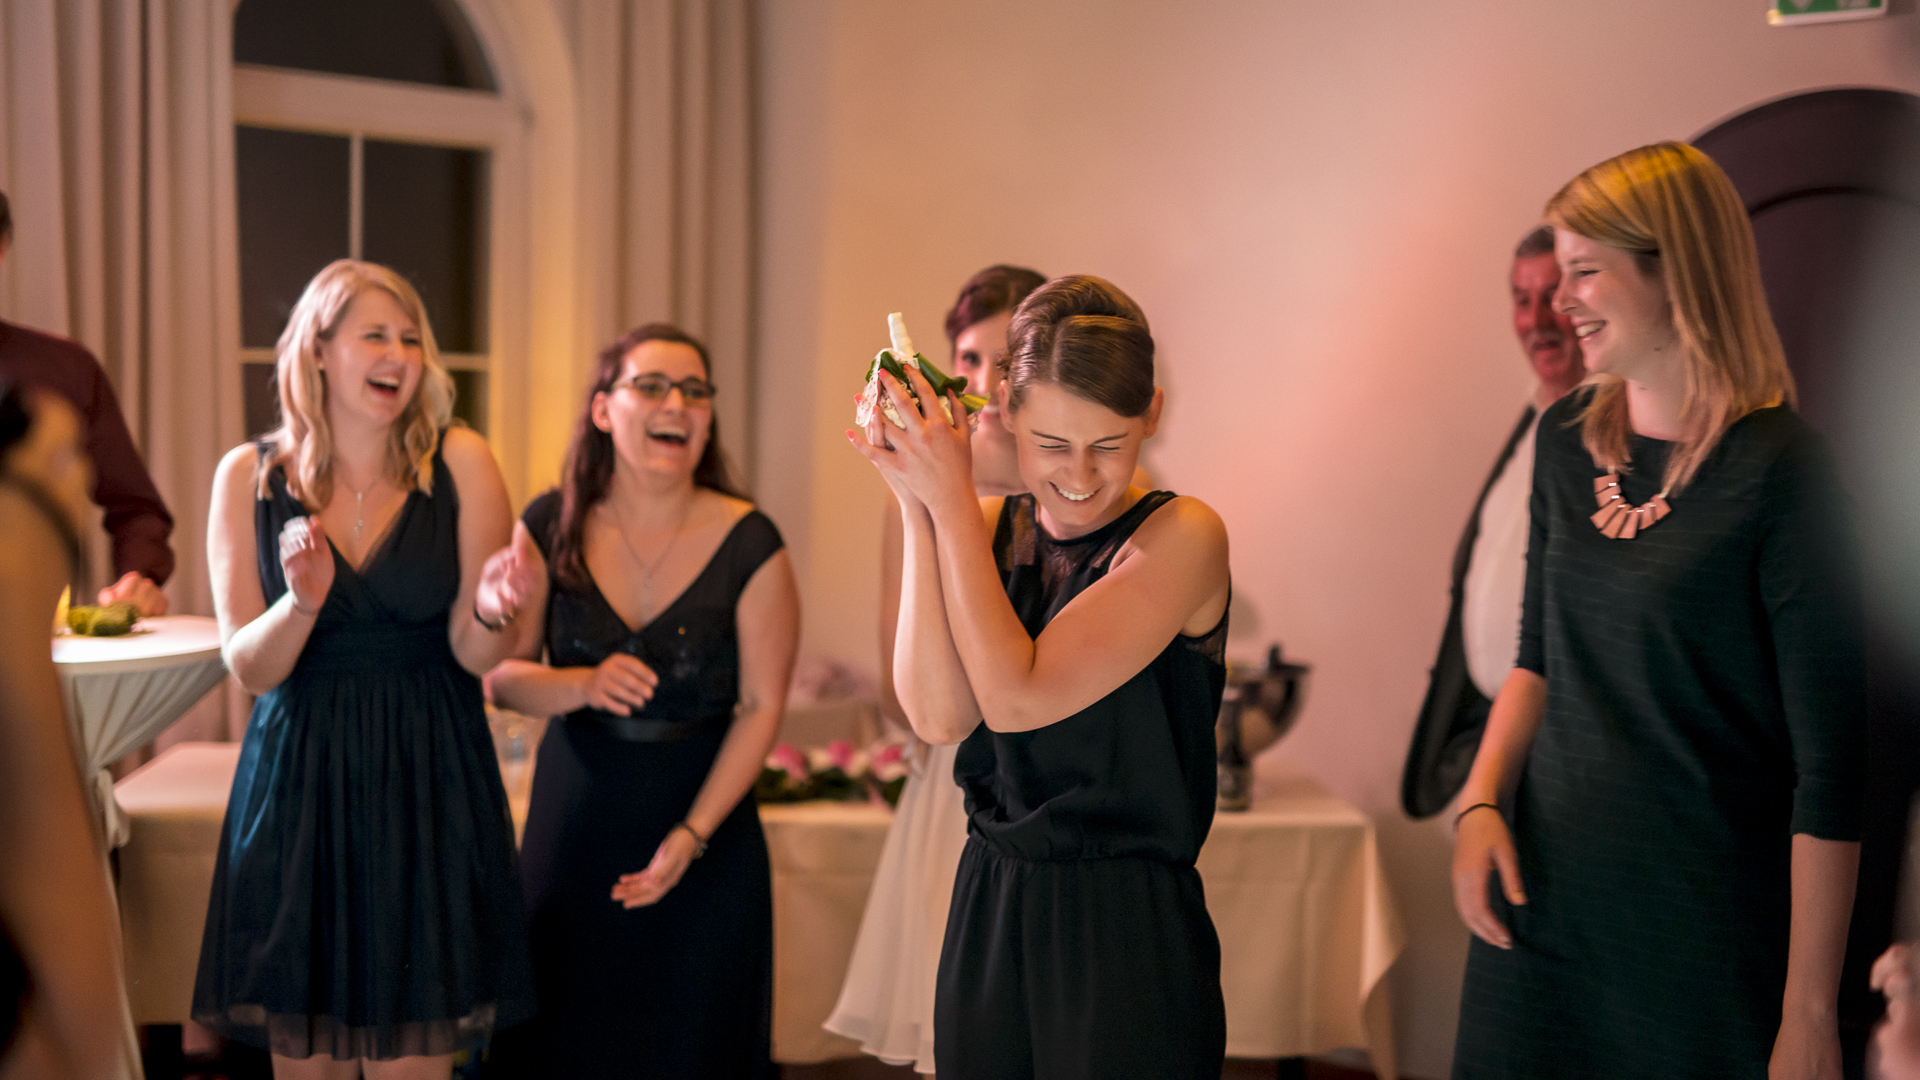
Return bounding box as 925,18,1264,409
53,614,228,847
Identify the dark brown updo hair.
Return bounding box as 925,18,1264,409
551,323,743,589
944,264,1047,343
1003,275,1155,417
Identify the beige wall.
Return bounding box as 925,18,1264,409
750,2,1920,1074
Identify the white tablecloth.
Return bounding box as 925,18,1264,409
764,774,1406,1078
54,615,227,847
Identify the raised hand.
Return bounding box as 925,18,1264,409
99,571,169,617
278,515,335,616
610,826,698,908
848,365,974,511
579,652,659,716
1452,805,1527,949
476,525,539,628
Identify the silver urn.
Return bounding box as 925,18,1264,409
1215,644,1310,811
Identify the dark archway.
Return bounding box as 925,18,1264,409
1695,86,1920,1077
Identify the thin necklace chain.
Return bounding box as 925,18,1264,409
338,464,386,543
607,496,695,611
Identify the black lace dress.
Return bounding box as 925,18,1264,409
193,440,535,1059
494,490,785,1078
935,491,1230,1080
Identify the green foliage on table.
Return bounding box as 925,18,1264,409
66,602,140,636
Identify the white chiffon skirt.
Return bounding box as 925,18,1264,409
823,740,970,1074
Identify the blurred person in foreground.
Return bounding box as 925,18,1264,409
0,189,173,614
0,378,140,1078
1402,225,1586,819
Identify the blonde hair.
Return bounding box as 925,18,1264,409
256,259,455,508
1546,141,1794,493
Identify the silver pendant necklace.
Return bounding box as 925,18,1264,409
609,496,694,614
343,470,382,543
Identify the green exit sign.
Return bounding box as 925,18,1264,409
1769,0,1887,25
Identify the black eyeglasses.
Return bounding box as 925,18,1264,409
612,374,716,405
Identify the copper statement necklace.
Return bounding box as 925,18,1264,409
1591,470,1670,540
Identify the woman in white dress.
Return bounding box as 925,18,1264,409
823,266,1044,1073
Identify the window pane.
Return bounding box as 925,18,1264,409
243,362,280,439
363,140,487,354
236,126,350,349
450,370,487,436
233,0,494,91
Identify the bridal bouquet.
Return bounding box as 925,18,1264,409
756,738,911,806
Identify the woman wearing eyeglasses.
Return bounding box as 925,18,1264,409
484,324,800,1077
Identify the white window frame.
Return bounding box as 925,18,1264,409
231,60,525,440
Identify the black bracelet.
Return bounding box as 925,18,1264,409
1455,801,1502,829
473,602,513,633
672,820,708,858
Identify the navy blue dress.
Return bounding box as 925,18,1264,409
192,441,535,1059
493,490,784,1078
936,491,1229,1080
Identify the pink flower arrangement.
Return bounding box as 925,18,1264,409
756,737,911,806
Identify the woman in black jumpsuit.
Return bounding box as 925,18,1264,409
851,275,1232,1079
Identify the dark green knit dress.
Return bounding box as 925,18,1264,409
1452,394,1865,1079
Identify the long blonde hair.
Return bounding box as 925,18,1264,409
1546,141,1794,493
256,259,455,508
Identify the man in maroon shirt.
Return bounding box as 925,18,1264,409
0,191,173,614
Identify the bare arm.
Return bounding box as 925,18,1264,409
1768,835,1859,1080
925,486,1229,733
209,443,325,693
614,548,800,907
892,496,989,745
1450,667,1545,949
0,489,128,1080
441,428,532,674
877,496,907,726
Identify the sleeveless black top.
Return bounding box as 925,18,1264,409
954,491,1228,863
521,490,784,728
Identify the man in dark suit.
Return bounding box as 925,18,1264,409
0,189,174,613
1401,226,1584,818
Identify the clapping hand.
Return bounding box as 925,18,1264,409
99,572,168,617
611,826,698,908
278,515,335,615
476,526,539,628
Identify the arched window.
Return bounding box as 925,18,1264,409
232,0,513,438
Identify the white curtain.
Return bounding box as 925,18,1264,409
0,0,244,745
0,0,244,624
559,0,756,477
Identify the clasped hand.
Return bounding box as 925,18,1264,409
848,365,975,513
579,652,659,716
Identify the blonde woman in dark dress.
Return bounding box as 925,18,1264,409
196,260,537,1078
1450,143,1865,1080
